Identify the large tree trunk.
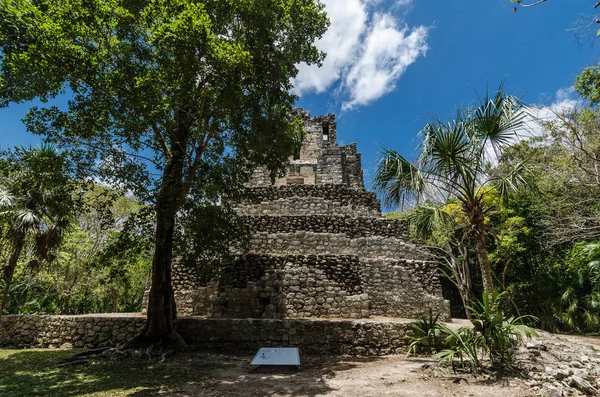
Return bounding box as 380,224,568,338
0,231,26,315
129,134,188,350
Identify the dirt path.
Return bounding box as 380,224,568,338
183,352,530,397
172,331,600,397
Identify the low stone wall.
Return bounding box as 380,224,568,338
238,185,381,216
0,315,416,355
178,318,415,356
242,215,409,239
0,315,146,349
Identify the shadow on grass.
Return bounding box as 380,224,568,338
0,348,384,397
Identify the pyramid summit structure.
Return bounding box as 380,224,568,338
160,110,450,320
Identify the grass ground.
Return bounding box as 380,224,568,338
0,349,213,397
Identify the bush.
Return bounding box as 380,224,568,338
409,290,537,373
407,310,445,355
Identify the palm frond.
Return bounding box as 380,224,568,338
13,209,41,231
470,83,527,159
407,205,453,241
491,161,531,203
374,147,425,208
425,121,475,181
0,190,14,208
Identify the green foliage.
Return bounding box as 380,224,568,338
467,290,537,366
575,65,600,105
0,0,330,336
376,83,529,296
486,90,600,332
538,242,600,332
0,144,82,314
1,182,152,315
407,309,445,355
433,325,483,373
432,291,537,373
0,0,329,196
587,242,600,287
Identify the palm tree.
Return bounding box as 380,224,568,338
0,145,78,314
407,205,475,317
374,85,529,295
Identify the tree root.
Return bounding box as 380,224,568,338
56,326,187,366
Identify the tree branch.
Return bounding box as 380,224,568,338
151,123,170,159
516,0,548,8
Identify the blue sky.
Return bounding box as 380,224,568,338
1,0,598,187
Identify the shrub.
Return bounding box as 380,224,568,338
410,290,538,373
407,309,445,356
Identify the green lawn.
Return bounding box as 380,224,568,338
0,349,213,397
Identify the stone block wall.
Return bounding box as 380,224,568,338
0,315,146,349
236,197,380,217
0,315,416,356
316,148,345,185
248,233,428,261
341,143,364,188
168,254,371,319
237,185,381,216
246,111,360,189
169,250,449,321
177,317,415,356
361,259,448,319
242,215,408,239
298,112,337,159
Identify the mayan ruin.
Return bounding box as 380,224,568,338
166,110,451,321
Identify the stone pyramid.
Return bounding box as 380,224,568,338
168,110,450,320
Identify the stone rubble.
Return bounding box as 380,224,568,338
520,335,600,396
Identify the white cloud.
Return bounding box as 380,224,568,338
549,86,580,113
292,0,428,110
481,87,582,165
393,0,413,8
525,86,583,138
342,13,428,110
293,0,368,94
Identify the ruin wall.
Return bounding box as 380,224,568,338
0,315,416,356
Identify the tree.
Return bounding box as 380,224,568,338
47,189,150,315
374,85,529,295
0,0,328,347
489,113,600,331
406,204,474,318
0,145,80,315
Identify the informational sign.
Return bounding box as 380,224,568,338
250,347,301,366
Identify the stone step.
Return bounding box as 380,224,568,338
235,196,380,216
236,184,381,216
241,215,409,239
247,232,427,261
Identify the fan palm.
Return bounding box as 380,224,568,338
375,85,530,295
407,205,474,317
0,145,78,314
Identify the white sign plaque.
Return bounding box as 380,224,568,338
250,347,300,366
